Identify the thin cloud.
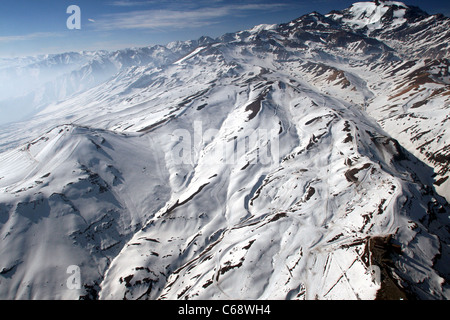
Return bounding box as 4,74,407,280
109,1,152,6
95,3,287,31
0,32,63,43
108,0,225,8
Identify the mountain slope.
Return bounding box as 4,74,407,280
0,125,171,299
325,2,450,200
0,1,449,300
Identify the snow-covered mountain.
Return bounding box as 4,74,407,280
0,1,449,300
0,40,210,125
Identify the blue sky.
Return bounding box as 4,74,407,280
0,0,449,58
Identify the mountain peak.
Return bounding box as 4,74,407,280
326,1,429,32
372,0,407,8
